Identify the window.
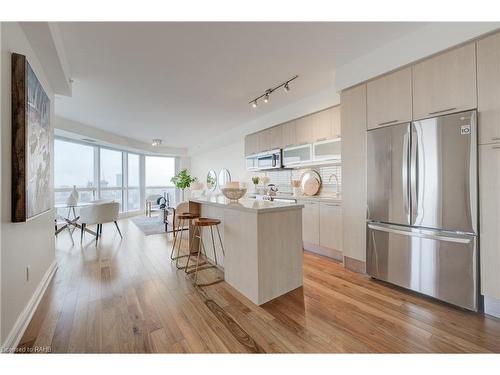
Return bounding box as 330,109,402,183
127,153,140,210
54,139,96,204
54,137,179,213
100,148,123,209
145,155,176,205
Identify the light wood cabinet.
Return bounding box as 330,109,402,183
281,120,297,148
311,106,341,142
478,32,500,145
331,106,341,138
341,84,367,263
479,144,500,299
258,125,282,152
312,109,332,142
412,43,477,120
244,133,259,156
319,203,343,251
296,114,315,145
301,201,319,245
367,67,412,129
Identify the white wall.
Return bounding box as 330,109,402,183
336,23,500,90
1,23,56,345
190,139,246,192
189,85,340,189
189,85,340,157
55,116,188,157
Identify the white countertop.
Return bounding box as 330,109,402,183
190,195,304,213
247,193,342,204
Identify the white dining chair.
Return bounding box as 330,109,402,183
79,201,122,244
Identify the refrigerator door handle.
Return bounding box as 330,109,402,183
367,223,473,244
410,125,419,224
402,131,410,223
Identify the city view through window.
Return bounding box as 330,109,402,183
54,138,177,211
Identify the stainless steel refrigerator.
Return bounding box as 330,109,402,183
366,110,478,311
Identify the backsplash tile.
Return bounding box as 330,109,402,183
256,164,342,196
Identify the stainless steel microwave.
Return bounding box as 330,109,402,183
256,149,282,170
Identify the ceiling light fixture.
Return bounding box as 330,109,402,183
249,75,298,109
152,139,162,147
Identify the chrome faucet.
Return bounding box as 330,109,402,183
328,173,340,196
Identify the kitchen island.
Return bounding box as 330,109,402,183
189,196,304,305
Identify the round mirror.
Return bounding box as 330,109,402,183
218,168,231,188
206,170,217,191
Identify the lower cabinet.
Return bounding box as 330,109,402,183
479,144,500,300
301,201,319,244
319,203,343,251
300,200,343,259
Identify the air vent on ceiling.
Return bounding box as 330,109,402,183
81,138,97,143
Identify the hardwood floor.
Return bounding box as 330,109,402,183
18,217,500,353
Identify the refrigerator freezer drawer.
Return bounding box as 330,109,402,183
367,223,478,311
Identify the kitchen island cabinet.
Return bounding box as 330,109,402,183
189,196,304,305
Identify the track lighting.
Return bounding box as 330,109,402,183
248,75,298,108
152,139,162,147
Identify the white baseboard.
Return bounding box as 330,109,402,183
1,260,57,353
484,295,500,319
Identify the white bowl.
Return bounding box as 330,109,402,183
221,187,247,201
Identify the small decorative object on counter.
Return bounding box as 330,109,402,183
251,176,260,193
221,182,247,202
66,185,79,206
268,184,278,197
300,170,322,196
261,176,270,186
292,180,301,197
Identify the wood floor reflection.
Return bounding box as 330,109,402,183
17,217,500,353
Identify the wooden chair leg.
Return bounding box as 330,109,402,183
114,221,123,238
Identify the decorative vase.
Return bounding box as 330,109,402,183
71,185,79,202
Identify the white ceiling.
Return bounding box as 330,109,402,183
54,22,428,148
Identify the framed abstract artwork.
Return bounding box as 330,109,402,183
11,53,51,222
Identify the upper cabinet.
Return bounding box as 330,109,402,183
258,125,283,152
367,67,412,129
412,43,477,120
245,106,341,158
312,108,331,142
331,106,341,138
281,120,297,148
295,114,315,145
478,31,500,145
312,106,342,141
244,133,259,156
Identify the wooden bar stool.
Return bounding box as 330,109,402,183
170,212,200,269
185,217,225,286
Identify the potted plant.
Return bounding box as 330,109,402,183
171,169,197,201
251,176,260,193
